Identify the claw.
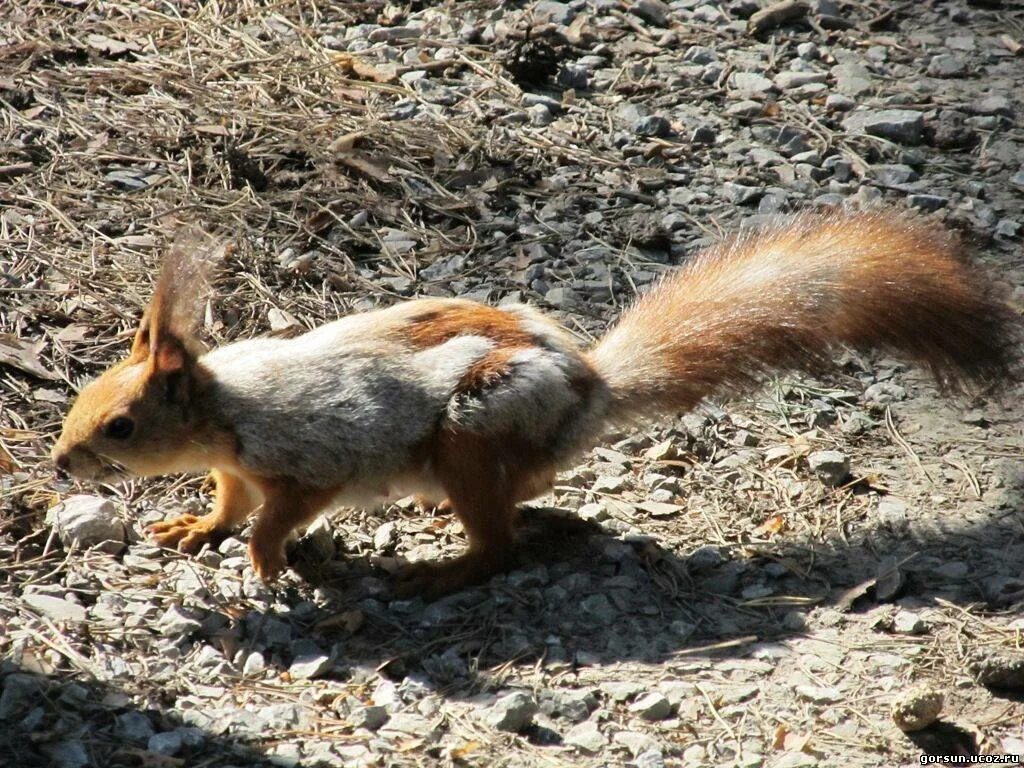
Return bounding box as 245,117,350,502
248,537,287,582
146,513,220,555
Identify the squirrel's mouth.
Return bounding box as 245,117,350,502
56,446,130,483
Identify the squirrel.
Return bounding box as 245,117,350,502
51,209,1016,598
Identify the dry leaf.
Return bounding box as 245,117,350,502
783,731,812,752
772,725,789,750
329,131,364,153
449,741,482,760
337,153,393,182
86,34,140,56
754,515,786,537
194,124,229,136
0,443,16,475
0,334,58,380
54,324,90,343
834,576,875,612
314,608,364,633
332,52,398,83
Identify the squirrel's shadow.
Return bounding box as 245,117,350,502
270,485,1024,697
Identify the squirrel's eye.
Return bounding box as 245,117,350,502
104,416,135,440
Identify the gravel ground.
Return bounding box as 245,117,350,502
2,1,1023,767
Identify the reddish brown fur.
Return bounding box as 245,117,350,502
455,345,528,393
589,209,1017,420
395,426,559,597
400,303,536,349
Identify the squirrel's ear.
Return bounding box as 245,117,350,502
131,225,224,372
130,312,153,360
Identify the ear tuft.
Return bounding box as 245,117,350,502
133,226,228,368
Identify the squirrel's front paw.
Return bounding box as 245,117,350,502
249,537,287,582
147,513,221,555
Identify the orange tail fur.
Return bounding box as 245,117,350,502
588,209,1017,420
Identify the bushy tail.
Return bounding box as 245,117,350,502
587,209,1018,421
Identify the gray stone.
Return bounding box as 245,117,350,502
601,680,644,702
367,26,422,43
863,381,906,404
970,96,1013,117
894,610,927,635
629,691,673,720
579,593,617,623
148,731,183,756
23,594,87,623
46,495,125,554
541,689,596,722
545,286,578,308
797,42,819,60
722,182,762,205
300,517,335,560
927,54,967,78
289,641,332,680
633,0,671,26
825,93,856,112
907,194,948,212
774,71,827,90
633,115,672,137
636,750,666,768
373,521,398,552
795,685,843,703
522,93,561,111
115,711,156,743
0,674,41,720
564,720,606,752
995,219,1020,238
872,164,919,186
613,730,660,756
726,100,764,118
832,63,873,96
690,124,716,145
843,109,924,144
729,72,776,99
156,604,203,636
807,450,850,486
353,704,389,731
43,741,89,768
775,753,819,768
527,103,553,126
242,651,266,676
684,46,717,64
485,691,537,732
421,253,465,280
875,498,909,529
533,1,574,25
688,545,725,570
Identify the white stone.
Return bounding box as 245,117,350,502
46,495,125,554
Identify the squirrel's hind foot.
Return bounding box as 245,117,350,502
392,549,512,601
147,513,225,555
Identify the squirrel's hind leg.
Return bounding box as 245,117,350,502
393,430,532,600
147,469,261,554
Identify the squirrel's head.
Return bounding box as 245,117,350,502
52,231,223,481
52,319,208,481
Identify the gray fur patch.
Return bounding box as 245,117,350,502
202,330,494,489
